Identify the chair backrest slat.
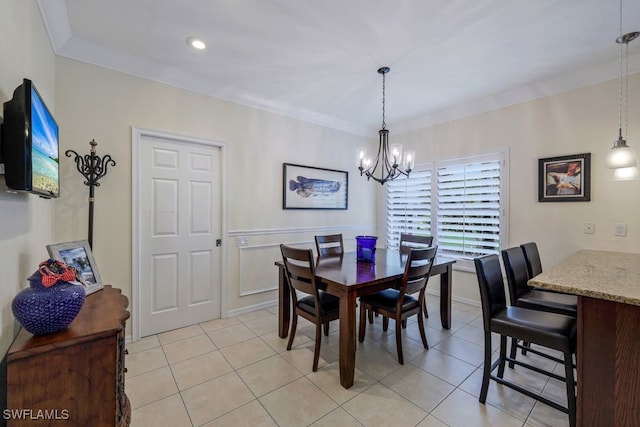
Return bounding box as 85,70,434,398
501,247,531,306
520,242,542,278
402,246,437,295
315,234,344,257
399,233,433,254
281,244,317,297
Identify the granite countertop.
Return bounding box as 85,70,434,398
528,249,640,306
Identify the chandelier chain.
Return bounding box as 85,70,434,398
381,71,386,130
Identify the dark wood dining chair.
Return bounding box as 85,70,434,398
400,233,433,317
358,246,437,365
520,242,542,278
474,254,577,427
314,234,344,257
280,244,340,371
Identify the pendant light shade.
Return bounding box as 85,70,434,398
605,132,637,169
613,166,640,181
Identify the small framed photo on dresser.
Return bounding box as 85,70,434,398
47,239,104,295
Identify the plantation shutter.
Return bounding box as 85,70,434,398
386,167,432,248
436,154,502,259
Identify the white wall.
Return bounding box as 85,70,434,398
54,58,377,321
0,0,57,355
382,74,640,303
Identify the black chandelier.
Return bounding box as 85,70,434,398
357,67,415,185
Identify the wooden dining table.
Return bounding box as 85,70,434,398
275,249,456,388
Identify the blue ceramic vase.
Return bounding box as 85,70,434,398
12,275,86,335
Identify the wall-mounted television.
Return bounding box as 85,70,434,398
1,79,59,198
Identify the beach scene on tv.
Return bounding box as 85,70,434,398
31,86,59,195
59,247,97,285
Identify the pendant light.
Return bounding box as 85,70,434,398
356,67,415,185
605,0,639,172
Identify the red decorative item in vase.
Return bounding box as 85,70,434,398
11,259,86,335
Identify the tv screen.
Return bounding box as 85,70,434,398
1,79,59,198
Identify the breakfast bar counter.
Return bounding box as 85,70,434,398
529,250,640,427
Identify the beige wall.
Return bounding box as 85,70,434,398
54,58,376,327
0,0,57,355
382,74,640,303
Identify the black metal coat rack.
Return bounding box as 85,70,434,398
65,139,116,248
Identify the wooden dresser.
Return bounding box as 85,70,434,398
6,286,130,426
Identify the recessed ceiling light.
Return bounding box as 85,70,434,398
186,37,206,50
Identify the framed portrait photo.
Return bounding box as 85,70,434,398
47,239,104,295
538,153,591,202
283,163,348,210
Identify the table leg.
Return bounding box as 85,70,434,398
338,291,357,388
277,265,290,338
440,264,452,330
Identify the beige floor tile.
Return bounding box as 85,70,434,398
259,330,312,353
126,366,178,410
527,400,570,427
433,335,485,366
354,342,403,380
374,327,429,363
206,323,256,348
237,308,274,322
259,377,338,427
126,346,168,377
416,414,450,427
430,388,523,427
170,350,234,391
130,393,191,427
157,324,204,345
237,354,303,397
219,337,277,369
278,344,335,375
243,315,278,336
342,382,428,427
181,372,254,425
201,400,278,427
127,335,160,354
381,364,456,412
199,317,241,333
410,348,477,386
306,361,376,405
459,367,537,420
310,407,363,427
163,334,217,365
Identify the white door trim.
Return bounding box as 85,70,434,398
131,126,227,341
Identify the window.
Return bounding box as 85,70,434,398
386,151,508,265
386,168,432,248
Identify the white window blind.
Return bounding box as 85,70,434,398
436,154,502,259
386,167,432,248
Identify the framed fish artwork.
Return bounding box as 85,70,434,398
283,163,348,210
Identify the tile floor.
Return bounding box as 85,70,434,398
125,299,571,426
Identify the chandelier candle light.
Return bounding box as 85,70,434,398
605,0,639,180
357,67,415,185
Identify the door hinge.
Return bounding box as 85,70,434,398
216,239,222,247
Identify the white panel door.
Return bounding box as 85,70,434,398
138,134,222,337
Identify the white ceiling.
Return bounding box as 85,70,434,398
38,0,640,137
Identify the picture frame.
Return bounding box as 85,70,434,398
283,163,348,210
46,239,104,295
538,153,591,202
